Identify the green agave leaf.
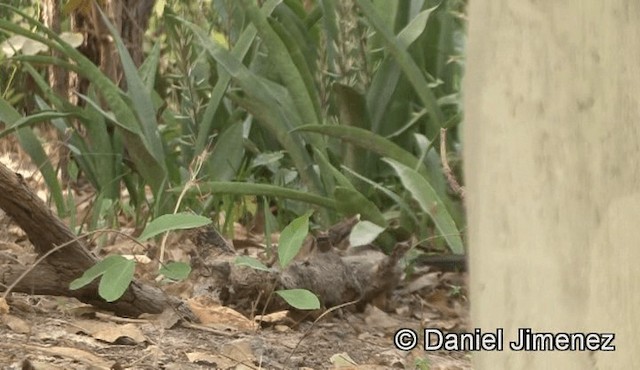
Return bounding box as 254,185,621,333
384,158,464,254
95,7,165,167
16,127,68,215
78,89,120,199
0,109,72,139
334,186,386,227
182,182,336,209
355,0,444,129
0,7,166,194
208,122,244,181
294,124,427,176
368,5,439,132
239,0,320,128
340,164,420,227
179,18,324,196
268,16,321,120
139,41,161,90
317,0,339,72
194,0,281,156
0,99,66,215
31,94,101,188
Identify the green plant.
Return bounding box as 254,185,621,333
0,0,467,256
69,212,210,302
235,211,321,310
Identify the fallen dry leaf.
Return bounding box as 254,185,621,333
188,296,256,331
329,352,358,368
363,305,403,330
0,298,9,315
1,342,113,369
68,319,146,344
254,310,290,324
2,313,30,333
220,337,261,365
186,351,235,368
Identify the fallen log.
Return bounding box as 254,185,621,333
0,161,179,317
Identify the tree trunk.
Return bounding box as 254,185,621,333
465,1,640,368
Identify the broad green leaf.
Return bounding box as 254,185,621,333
349,220,386,247
99,256,136,302
384,158,464,254
334,186,386,227
275,289,320,310
159,262,192,281
235,256,271,272
278,211,312,268
69,255,126,290
138,213,212,241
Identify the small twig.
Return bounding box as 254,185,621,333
179,321,238,337
2,237,80,300
440,128,465,200
1,228,147,300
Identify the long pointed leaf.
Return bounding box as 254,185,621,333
294,124,428,176
384,158,463,254
0,6,166,193
194,0,281,156
355,0,444,128
180,182,336,209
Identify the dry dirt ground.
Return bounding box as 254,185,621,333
0,143,470,370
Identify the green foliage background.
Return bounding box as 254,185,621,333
0,0,466,255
